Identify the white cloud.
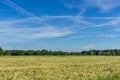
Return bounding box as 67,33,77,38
85,0,120,12
114,28,120,32
83,44,96,50
2,0,35,17
95,16,120,27
2,0,120,29
70,33,119,39
1,0,120,50
0,8,120,43
71,35,90,39
0,18,74,43
21,26,73,39
64,0,120,13
97,33,119,38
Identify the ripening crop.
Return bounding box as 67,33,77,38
0,56,120,80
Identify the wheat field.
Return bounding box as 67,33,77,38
0,56,120,80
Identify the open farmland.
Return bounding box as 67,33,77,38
0,56,120,80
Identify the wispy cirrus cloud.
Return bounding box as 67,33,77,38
1,0,35,17
0,0,75,42
62,0,120,30
1,13,120,43
97,33,119,38
1,0,120,43
85,0,120,12
95,16,120,27
64,0,120,13
71,35,90,39
114,28,120,32
71,33,119,39
82,44,96,50
0,20,74,42
0,0,102,29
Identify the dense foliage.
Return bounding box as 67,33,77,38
0,47,3,55
1,47,120,56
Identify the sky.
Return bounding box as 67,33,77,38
0,0,120,51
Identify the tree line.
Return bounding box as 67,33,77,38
0,47,120,56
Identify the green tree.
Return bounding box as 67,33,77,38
34,50,41,55
0,47,3,56
41,49,48,55
3,50,11,55
25,50,34,55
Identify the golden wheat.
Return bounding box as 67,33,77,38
0,56,120,80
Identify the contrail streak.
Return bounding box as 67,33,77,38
2,0,35,17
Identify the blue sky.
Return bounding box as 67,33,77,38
0,0,120,51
